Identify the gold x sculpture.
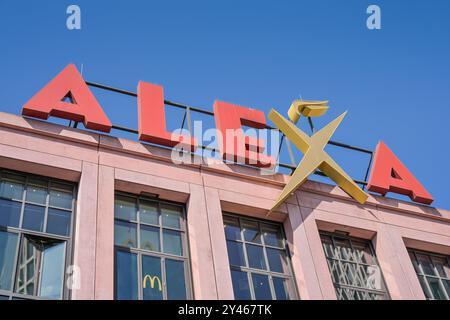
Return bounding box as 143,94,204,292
269,101,368,212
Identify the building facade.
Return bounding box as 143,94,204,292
0,111,449,300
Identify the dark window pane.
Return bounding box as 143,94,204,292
427,277,447,300
140,200,159,225
409,252,421,274
25,185,47,205
140,225,160,252
22,204,45,232
0,180,24,200
444,280,450,297
418,276,433,299
0,199,21,228
417,254,435,276
252,273,272,300
114,196,137,221
262,224,283,248
273,277,289,300
163,230,183,256
431,257,449,278
0,231,18,290
39,242,65,299
223,217,241,241
115,250,138,300
246,244,267,270
161,204,182,229
227,241,246,267
142,255,163,300
49,189,72,209
266,248,288,273
46,208,71,236
166,259,187,299
0,295,9,300
242,220,261,244
231,270,251,300
114,221,137,248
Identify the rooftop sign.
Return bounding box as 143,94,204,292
21,64,434,207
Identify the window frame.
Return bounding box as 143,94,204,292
0,169,76,300
408,248,450,300
319,231,390,300
223,212,299,300
113,191,193,300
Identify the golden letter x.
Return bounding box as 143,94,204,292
269,106,368,211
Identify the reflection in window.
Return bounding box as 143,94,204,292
15,236,65,299
223,213,298,300
114,194,191,300
0,170,74,300
0,231,18,291
320,232,389,300
408,249,450,300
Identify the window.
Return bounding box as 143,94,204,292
0,170,75,300
408,249,450,300
223,214,298,300
114,193,192,300
320,232,389,300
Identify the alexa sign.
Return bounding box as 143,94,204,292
21,64,433,207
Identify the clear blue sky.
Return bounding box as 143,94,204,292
0,0,449,209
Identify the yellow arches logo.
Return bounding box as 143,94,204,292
269,100,369,211
143,275,162,291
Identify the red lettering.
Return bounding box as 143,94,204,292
137,81,197,151
22,64,112,132
367,141,433,205
213,101,274,168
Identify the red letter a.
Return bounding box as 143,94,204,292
22,64,112,132
367,141,433,205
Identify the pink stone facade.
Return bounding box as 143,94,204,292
0,111,449,300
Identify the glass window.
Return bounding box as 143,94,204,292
116,250,138,300
227,241,246,267
246,244,266,270
231,270,251,300
0,170,74,300
114,194,191,300
49,189,72,210
223,213,298,300
140,200,158,225
0,179,24,201
273,277,289,300
0,199,21,228
25,183,47,205
252,273,271,300
114,221,137,248
142,255,163,300
320,232,389,300
46,208,71,236
165,259,187,299
15,236,65,299
0,231,18,291
242,220,261,244
408,249,450,300
161,204,182,229
163,230,183,256
38,241,66,299
140,225,160,252
115,196,137,221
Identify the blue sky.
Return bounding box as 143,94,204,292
0,0,449,209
